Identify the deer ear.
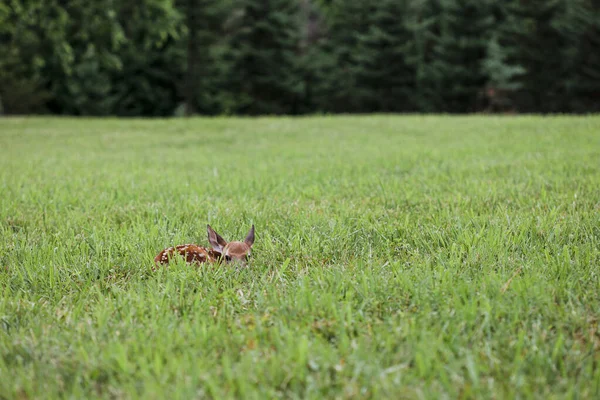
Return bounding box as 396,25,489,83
207,224,228,252
244,225,255,247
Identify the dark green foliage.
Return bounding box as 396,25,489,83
295,0,332,113
220,0,302,115
562,0,600,112
481,36,525,111
44,0,124,115
353,0,416,112
305,0,416,113
0,0,65,114
180,0,229,115
499,0,570,112
0,0,185,116
1,0,599,115
406,0,443,112
313,0,372,112
415,0,497,112
110,1,185,116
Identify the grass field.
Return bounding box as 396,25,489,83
1,115,599,399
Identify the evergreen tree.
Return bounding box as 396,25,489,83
562,0,600,112
417,0,497,112
481,35,525,111
0,0,72,114
2,0,600,115
111,0,185,116
296,37,337,113
353,0,416,112
221,0,302,115
316,0,372,112
180,0,229,115
41,0,125,115
406,0,443,112
499,0,569,112
296,0,329,113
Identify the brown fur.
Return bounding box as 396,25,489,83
155,224,255,267
154,244,223,266
224,241,251,260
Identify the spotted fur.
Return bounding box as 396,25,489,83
154,244,223,266
155,224,255,267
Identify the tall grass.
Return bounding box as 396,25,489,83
1,115,599,398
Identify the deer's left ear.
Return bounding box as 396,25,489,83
244,225,255,247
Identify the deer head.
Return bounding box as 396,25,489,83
207,224,255,264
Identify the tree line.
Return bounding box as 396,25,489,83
1,0,599,116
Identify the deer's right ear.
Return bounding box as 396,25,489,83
207,224,228,253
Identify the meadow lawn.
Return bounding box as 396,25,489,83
1,115,599,399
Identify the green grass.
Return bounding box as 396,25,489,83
1,115,599,399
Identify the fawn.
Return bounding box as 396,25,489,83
155,224,255,266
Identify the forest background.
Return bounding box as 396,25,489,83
1,0,599,116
